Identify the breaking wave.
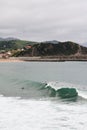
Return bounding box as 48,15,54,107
0,78,87,101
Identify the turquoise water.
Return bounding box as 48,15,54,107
0,62,87,129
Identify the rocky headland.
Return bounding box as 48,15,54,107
0,39,87,61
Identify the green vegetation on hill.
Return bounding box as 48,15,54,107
15,40,38,49
0,40,17,51
0,40,38,51
0,39,87,57
32,41,79,56
12,41,87,57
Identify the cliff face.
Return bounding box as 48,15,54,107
13,41,87,57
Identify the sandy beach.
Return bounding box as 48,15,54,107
0,58,23,62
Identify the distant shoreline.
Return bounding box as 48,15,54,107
13,56,87,62
1,56,87,62
0,58,23,62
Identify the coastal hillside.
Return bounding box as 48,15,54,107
13,41,87,57
0,38,87,58
0,39,38,51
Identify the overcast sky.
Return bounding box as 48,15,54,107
0,0,87,43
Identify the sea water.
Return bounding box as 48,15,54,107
0,61,87,130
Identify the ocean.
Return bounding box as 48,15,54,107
0,61,87,130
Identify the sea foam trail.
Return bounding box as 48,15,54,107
78,91,87,99
46,81,75,90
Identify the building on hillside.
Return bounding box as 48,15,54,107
24,45,32,50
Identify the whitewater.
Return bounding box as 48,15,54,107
0,61,87,130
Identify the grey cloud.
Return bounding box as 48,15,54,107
0,0,87,43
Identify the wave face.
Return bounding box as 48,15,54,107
0,62,87,101
56,88,78,98
0,78,82,100
0,72,87,101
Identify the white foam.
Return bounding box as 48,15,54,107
78,90,87,99
0,93,87,130
47,81,76,90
